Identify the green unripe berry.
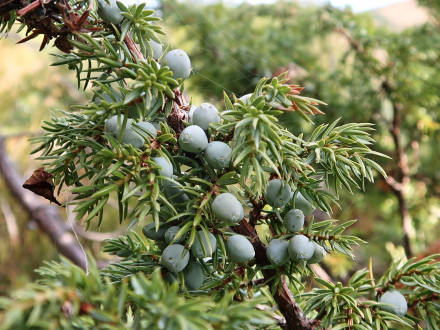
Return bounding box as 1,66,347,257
204,141,232,169
294,192,315,216
164,226,183,244
379,290,408,317
264,179,292,208
192,103,221,130
226,235,255,263
133,121,157,138
307,242,327,264
152,157,173,178
162,49,192,80
266,239,289,265
179,125,208,153
288,235,314,261
142,222,168,241
191,231,217,258
161,244,189,273
97,0,123,24
211,193,244,223
283,209,305,232
183,260,205,290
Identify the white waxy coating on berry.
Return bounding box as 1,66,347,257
379,290,408,317
204,141,232,170
226,235,255,263
288,235,315,261
142,222,168,241
133,121,157,138
191,231,217,258
192,103,221,130
162,49,192,80
307,242,327,264
183,260,205,290
178,125,208,153
104,115,147,149
266,239,290,265
104,114,126,136
164,226,183,244
161,244,189,273
239,93,253,105
264,179,292,208
97,0,123,24
283,209,305,232
120,126,144,149
211,193,244,223
188,105,197,124
148,39,163,60
294,192,315,216
152,157,173,178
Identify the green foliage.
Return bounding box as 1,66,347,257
164,0,440,267
299,255,440,329
0,1,439,329
0,257,274,329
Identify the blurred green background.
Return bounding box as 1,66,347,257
0,0,439,292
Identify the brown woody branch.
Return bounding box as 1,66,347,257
335,26,414,258
381,83,413,257
232,219,317,330
0,135,88,269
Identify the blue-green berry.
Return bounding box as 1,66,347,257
283,209,305,232
294,192,315,216
164,226,183,244
97,0,123,24
133,121,157,138
211,193,244,223
153,157,173,178
161,244,189,273
192,103,221,130
307,242,327,264
148,39,163,60
191,231,217,258
266,239,289,265
178,125,208,153
142,222,168,241
379,290,408,317
183,260,205,290
162,49,191,80
288,235,314,261
226,235,255,263
204,141,232,169
264,179,292,208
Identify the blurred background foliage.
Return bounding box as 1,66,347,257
1,0,439,291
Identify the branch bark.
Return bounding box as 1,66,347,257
232,220,316,330
382,87,414,257
335,26,414,258
0,136,88,269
